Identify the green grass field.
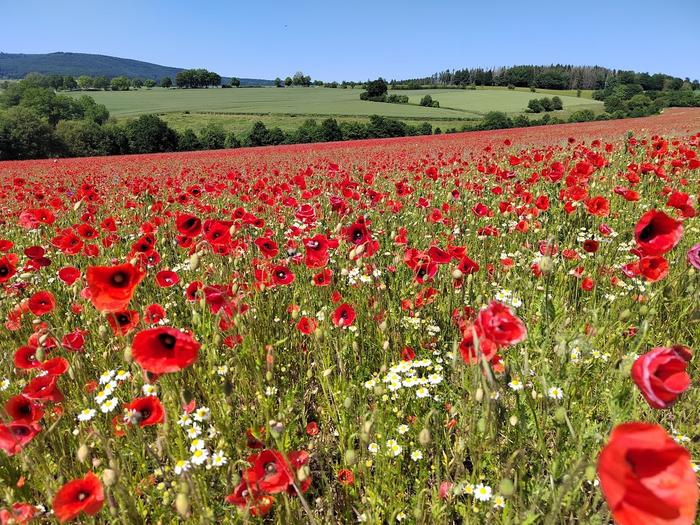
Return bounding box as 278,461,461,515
65,86,602,133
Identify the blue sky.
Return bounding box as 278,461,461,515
2,0,699,81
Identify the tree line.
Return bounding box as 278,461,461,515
392,65,699,91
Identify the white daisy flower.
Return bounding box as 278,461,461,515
77,408,96,422
191,448,209,466
474,483,492,502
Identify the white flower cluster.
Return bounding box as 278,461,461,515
364,358,443,401
78,369,132,421
174,405,227,473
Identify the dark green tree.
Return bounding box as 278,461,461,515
124,114,178,153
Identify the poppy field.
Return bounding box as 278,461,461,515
1,107,700,524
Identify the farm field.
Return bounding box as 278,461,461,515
0,108,699,524
61,87,603,133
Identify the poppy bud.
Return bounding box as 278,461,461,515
297,464,311,483
419,428,431,445
554,407,567,422
123,346,132,363
98,325,107,337
175,493,190,517
619,309,631,321
188,254,200,271
77,444,90,463
475,388,484,402
452,268,463,280
509,415,518,426
477,418,487,433
102,468,118,487
499,478,514,496
378,320,387,331
343,397,352,409
382,341,389,351
35,346,45,362
344,449,357,466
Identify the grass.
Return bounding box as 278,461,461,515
66,87,603,132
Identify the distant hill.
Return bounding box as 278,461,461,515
0,52,273,86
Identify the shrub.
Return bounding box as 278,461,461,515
568,110,596,122
481,111,513,130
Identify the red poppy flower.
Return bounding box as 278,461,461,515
144,303,166,324
14,346,41,369
586,196,610,217
131,327,200,374
176,213,202,237
22,375,64,403
476,301,527,346
27,291,55,316
271,266,295,286
598,422,698,525
255,237,279,258
0,502,36,524
40,357,70,376
125,396,165,427
332,303,356,327
225,483,275,517
52,471,104,523
305,421,319,436
86,263,145,313
242,449,311,495
582,240,599,253
107,310,140,336
0,421,41,456
5,394,44,423
155,270,179,288
459,325,498,364
58,266,81,285
62,330,87,352
631,346,692,409
296,316,317,335
0,255,17,283
635,210,683,256
337,469,355,485
638,255,669,282
312,269,333,286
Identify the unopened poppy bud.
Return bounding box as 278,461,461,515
269,420,284,437
363,420,373,434
191,311,200,324
539,256,553,274
585,465,596,481
344,449,357,466
129,257,139,267
291,309,299,320
419,428,431,445
382,340,389,351
188,253,200,271
175,493,190,517
378,320,387,332
34,347,45,362
102,468,118,487
297,465,311,482
477,418,487,433
619,309,631,321
499,478,514,496
352,341,359,353
343,397,352,409
265,371,273,381
452,268,463,280
77,444,90,463
554,407,567,422
509,415,518,426
98,325,107,337
123,346,132,363
475,388,484,402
